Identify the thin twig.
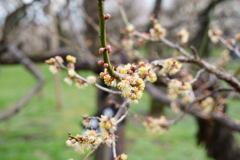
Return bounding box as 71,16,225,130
165,89,195,127
134,31,193,58
194,87,235,103
55,59,122,95
190,45,199,60
68,132,81,141
0,41,45,121
79,4,121,48
117,1,129,25
97,1,115,76
75,74,122,95
83,144,101,160
219,36,240,58
186,69,205,84
172,56,240,92
112,138,117,158
116,106,129,124
40,23,99,62
114,99,129,120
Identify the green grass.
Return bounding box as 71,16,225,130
0,64,238,160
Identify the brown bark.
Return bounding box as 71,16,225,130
197,118,240,160
0,41,45,121
83,0,100,54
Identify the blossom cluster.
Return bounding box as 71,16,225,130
45,55,97,89
66,130,102,154
177,28,190,46
99,115,117,132
199,97,214,114
45,56,64,74
67,115,118,154
149,22,167,39
115,153,128,160
167,79,193,103
100,62,157,103
158,59,182,76
208,28,222,43
143,116,168,134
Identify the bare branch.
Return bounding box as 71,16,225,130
112,139,117,158
41,24,99,62
116,106,129,124
174,56,240,92
114,99,129,120
194,87,235,103
187,69,205,84
219,36,240,58
190,45,199,60
83,144,101,160
0,41,45,121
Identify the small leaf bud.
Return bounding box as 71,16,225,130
105,45,112,53
99,48,105,54
105,14,111,20
98,61,104,65
104,63,109,68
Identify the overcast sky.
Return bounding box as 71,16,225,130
21,0,174,9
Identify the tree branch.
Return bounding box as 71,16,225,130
97,0,115,76
0,41,45,121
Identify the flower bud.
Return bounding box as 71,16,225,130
104,63,109,68
105,14,111,20
87,75,97,84
66,55,76,63
82,114,89,119
45,58,56,64
98,61,104,65
68,68,76,77
120,153,128,160
99,48,105,54
104,121,112,129
125,24,135,32
227,39,236,45
105,45,112,53
235,33,240,42
55,56,63,63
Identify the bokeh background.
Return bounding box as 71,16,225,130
0,0,240,160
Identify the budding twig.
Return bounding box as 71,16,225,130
79,4,121,48
97,0,115,76
55,58,122,95
75,74,122,95
117,0,129,25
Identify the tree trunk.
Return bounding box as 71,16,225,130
196,118,240,160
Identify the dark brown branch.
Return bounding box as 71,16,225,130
0,47,99,72
0,41,45,121
174,56,240,92
114,99,129,120
219,36,240,58
146,82,240,132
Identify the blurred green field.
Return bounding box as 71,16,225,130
0,64,239,160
